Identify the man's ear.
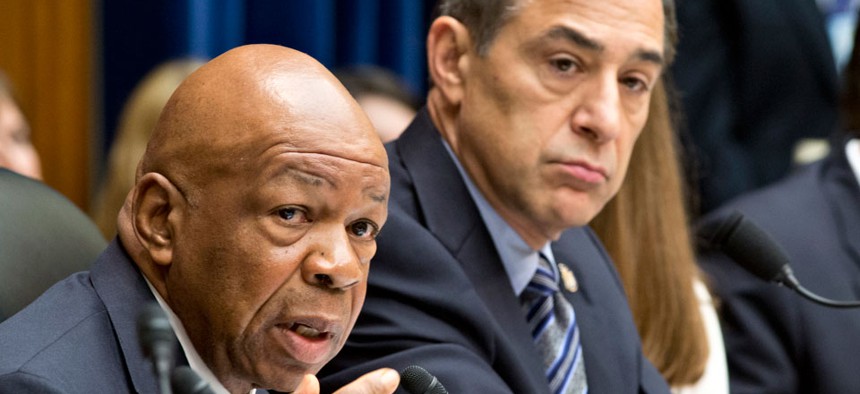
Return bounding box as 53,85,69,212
131,172,185,267
426,16,473,106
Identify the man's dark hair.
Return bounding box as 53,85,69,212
436,0,678,63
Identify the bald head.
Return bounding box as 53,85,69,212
139,44,385,203
119,44,391,392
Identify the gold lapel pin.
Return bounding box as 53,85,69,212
558,263,579,293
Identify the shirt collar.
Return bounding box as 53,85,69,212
442,140,554,295
845,139,860,188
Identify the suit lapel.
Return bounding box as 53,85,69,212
90,241,163,393
394,110,478,254
553,229,639,394
394,109,549,392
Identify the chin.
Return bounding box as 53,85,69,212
550,201,603,228
258,374,305,393
251,360,322,392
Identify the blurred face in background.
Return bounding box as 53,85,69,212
357,94,416,143
0,93,41,179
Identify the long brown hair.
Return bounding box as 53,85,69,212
589,80,709,385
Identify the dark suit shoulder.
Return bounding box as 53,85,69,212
0,272,124,389
704,160,829,245
698,153,860,393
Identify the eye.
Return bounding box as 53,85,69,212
276,207,310,224
348,220,379,240
549,56,579,74
621,76,649,93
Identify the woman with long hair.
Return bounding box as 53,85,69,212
590,79,728,393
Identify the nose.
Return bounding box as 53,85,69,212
301,227,364,291
569,74,622,143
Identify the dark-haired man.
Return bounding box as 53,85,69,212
320,0,676,392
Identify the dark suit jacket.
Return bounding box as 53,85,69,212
672,0,839,214
699,139,860,393
0,241,184,392
319,109,669,393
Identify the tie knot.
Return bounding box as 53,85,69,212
525,253,559,297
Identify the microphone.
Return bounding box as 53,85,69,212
171,365,216,394
400,365,448,394
699,211,860,308
138,303,177,394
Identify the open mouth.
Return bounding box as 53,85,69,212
289,322,330,340
275,320,338,365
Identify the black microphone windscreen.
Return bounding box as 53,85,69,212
171,365,216,394
400,365,448,394
137,303,175,356
699,211,792,283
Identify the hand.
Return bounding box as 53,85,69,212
292,368,400,394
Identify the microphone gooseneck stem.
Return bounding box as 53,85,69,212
793,284,860,308
774,264,860,308
157,357,172,394
701,211,860,310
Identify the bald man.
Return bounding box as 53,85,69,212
0,45,397,394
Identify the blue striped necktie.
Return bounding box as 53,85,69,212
520,253,587,394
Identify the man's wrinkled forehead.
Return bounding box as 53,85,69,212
270,122,388,168
265,147,389,184
265,150,390,202
284,148,388,170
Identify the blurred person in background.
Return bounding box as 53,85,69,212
90,59,205,239
335,66,421,143
671,0,842,216
696,12,860,393
0,70,41,180
590,79,728,393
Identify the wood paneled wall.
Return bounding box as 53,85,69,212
0,0,95,210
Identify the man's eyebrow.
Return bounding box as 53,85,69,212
289,169,388,202
287,169,326,187
543,26,665,67
367,191,387,203
634,49,664,67
546,26,603,52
